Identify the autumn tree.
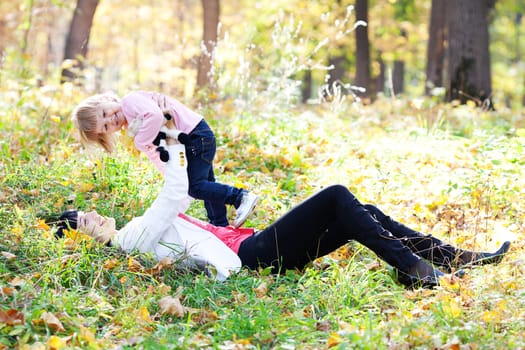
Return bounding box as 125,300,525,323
61,0,99,82
354,0,371,98
197,0,220,89
425,0,446,95
0,2,21,65
446,0,494,106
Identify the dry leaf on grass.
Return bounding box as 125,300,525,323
158,296,186,317
39,311,66,332
1,251,16,260
0,309,24,325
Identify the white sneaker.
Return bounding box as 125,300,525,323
233,192,259,228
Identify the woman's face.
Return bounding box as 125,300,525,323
95,102,126,135
77,211,117,241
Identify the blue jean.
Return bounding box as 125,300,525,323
186,120,244,227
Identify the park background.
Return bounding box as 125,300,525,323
0,0,524,349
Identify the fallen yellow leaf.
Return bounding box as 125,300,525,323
138,306,152,323
103,259,119,269
327,332,343,347
47,335,66,350
36,219,50,230
79,326,96,344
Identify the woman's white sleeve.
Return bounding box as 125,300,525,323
115,144,188,252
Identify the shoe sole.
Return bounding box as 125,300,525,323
233,195,259,228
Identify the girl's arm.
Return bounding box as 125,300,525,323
121,92,166,174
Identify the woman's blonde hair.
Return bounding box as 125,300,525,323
71,93,120,153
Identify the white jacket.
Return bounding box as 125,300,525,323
113,144,241,280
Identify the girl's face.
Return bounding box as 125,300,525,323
77,210,117,241
95,102,126,135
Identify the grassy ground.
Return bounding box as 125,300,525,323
0,85,524,349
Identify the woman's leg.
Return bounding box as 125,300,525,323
363,204,511,269
238,185,426,274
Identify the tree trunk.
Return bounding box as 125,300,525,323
393,60,405,95
61,0,99,82
446,0,493,107
425,0,446,95
197,0,220,89
354,0,371,98
301,70,312,103
20,0,35,58
376,52,385,95
327,55,345,91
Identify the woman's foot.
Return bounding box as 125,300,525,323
396,259,444,289
456,241,511,268
396,271,439,289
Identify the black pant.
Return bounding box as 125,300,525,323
238,185,461,274
363,204,463,268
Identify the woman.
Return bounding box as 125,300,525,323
52,137,510,288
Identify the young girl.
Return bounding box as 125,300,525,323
71,91,258,228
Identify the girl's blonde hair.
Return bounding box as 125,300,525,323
71,92,120,153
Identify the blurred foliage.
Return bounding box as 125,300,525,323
0,0,523,106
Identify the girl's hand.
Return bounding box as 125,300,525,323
127,117,143,137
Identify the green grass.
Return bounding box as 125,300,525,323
1,81,524,349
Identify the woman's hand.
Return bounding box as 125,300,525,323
162,118,189,145
158,95,173,118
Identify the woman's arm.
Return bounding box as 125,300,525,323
114,143,188,251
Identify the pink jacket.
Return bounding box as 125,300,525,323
120,91,203,173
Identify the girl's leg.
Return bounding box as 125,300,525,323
364,204,511,269
186,120,243,226
238,185,425,274
203,166,229,227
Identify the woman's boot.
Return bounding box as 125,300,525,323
452,241,511,268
